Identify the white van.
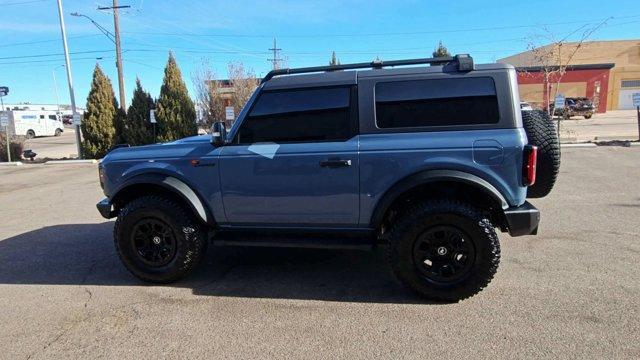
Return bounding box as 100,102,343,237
10,110,65,138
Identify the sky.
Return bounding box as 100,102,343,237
0,0,638,108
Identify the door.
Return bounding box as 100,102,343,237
618,89,638,110
219,86,360,227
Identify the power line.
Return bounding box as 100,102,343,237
0,34,104,49
0,49,114,60
121,14,640,39
2,0,48,6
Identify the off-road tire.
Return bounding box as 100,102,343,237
386,200,500,302
114,195,207,283
522,110,560,198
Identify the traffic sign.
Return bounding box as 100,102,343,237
225,106,234,121
0,113,8,127
149,109,156,124
0,86,8,97
633,93,640,107
554,94,565,110
72,113,81,126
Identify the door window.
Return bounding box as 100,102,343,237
235,87,354,144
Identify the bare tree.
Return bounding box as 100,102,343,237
191,59,225,127
193,60,259,129
524,19,610,117
227,62,258,128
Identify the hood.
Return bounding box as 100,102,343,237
103,134,211,162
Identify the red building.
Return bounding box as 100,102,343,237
515,64,615,113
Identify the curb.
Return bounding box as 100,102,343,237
0,162,23,167
561,143,597,148
45,159,99,165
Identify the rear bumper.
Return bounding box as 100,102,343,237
503,201,540,237
96,198,115,219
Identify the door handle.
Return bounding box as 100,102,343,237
319,159,351,168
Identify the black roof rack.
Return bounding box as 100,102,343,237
261,54,474,83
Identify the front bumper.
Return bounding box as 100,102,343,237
97,198,116,219
503,201,540,237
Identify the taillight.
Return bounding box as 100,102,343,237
523,145,537,186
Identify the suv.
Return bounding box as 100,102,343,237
97,55,560,302
551,97,595,119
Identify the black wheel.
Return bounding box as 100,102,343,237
114,195,207,283
54,128,62,136
26,130,35,139
584,114,592,119
522,110,560,198
386,200,500,302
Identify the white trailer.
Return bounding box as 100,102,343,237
6,110,65,138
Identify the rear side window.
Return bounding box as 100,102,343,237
236,87,353,144
375,77,499,129
49,115,57,120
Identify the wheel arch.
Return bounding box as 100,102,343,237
110,173,215,226
370,170,509,231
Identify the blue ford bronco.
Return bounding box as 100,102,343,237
97,54,560,302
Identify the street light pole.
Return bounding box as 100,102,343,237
56,0,82,159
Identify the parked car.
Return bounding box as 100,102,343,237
550,97,595,119
96,54,560,302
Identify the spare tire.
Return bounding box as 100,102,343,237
522,110,560,198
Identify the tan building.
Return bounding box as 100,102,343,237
499,39,640,110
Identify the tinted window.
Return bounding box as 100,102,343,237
236,87,353,144
40,115,45,119
49,115,57,120
375,77,499,128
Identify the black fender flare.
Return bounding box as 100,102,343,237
370,170,509,228
111,173,214,226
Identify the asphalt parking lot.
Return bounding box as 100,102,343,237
0,147,639,359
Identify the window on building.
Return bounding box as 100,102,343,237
235,87,353,144
621,80,640,88
40,115,45,119
375,77,500,129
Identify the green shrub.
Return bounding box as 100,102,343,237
0,133,25,162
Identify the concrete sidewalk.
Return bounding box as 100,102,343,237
558,110,639,143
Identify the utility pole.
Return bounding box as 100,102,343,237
268,38,282,70
98,1,129,111
56,0,82,159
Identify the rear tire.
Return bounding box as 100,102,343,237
522,110,560,198
584,114,592,119
386,200,500,302
54,128,62,136
114,195,207,283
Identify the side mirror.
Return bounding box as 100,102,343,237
211,121,227,147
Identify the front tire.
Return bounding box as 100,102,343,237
386,200,500,302
54,128,62,136
26,130,35,139
114,195,207,283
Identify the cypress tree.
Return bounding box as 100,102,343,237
329,51,340,66
81,64,117,158
432,41,452,58
156,53,197,141
125,78,155,145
